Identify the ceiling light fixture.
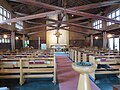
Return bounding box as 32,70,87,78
95,36,98,39
3,34,7,38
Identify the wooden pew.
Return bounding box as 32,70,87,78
0,53,56,85
89,55,120,79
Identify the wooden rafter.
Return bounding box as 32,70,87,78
27,28,89,35
16,15,100,33
44,17,88,23
0,10,61,24
67,22,102,32
2,0,120,24
23,19,101,33
8,0,120,24
22,23,56,33
69,0,120,11
43,18,102,32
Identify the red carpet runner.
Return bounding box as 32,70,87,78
56,56,101,90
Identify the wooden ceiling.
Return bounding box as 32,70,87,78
2,0,120,36
7,0,107,15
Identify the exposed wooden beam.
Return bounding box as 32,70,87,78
0,10,61,24
23,20,101,33
47,28,89,35
65,10,120,24
68,17,88,22
18,16,99,33
49,25,68,28
44,18,102,32
79,21,89,24
28,28,89,35
24,21,98,35
67,22,102,32
23,23,56,33
25,21,43,25
69,0,120,11
12,3,24,10
22,17,101,34
27,31,42,35
64,29,89,35
9,0,120,24
14,12,28,16
44,17,88,23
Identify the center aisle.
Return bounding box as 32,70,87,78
56,55,101,90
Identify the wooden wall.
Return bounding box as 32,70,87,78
28,26,46,49
0,43,11,50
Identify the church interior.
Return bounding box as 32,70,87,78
0,0,120,90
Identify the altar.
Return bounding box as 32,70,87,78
50,44,67,52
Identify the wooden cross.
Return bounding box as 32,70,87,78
54,31,62,44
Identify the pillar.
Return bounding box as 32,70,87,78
90,34,93,47
22,34,25,48
102,20,107,49
38,36,40,49
103,31,107,49
11,31,15,51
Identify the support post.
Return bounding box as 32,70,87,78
38,36,41,49
11,31,15,51
22,34,25,48
90,34,93,47
102,20,107,49
103,31,107,49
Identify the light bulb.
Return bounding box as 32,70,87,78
16,37,19,40
3,34,7,38
107,34,112,38
95,36,98,39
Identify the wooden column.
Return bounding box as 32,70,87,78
102,20,107,49
103,31,107,49
22,34,25,48
38,36,41,49
11,31,15,51
90,34,93,47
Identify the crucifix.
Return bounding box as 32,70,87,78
54,30,62,44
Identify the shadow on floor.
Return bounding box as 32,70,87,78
95,74,120,90
0,78,59,90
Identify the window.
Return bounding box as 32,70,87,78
2,38,4,43
0,6,11,25
25,40,29,47
108,38,113,50
0,38,10,43
4,38,7,43
93,20,102,29
15,21,23,30
7,39,10,43
107,8,120,26
108,37,119,51
114,38,119,51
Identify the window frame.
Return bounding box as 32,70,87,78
93,20,102,29
107,8,120,26
0,6,11,25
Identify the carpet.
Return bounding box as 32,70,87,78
56,56,101,90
